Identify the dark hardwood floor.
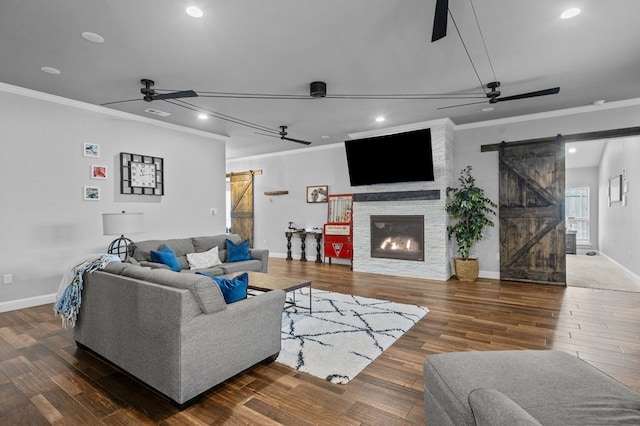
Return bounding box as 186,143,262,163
1,257,639,425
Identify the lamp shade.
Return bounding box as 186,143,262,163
102,212,143,236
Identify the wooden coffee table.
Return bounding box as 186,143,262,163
225,271,312,312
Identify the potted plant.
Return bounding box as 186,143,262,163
445,166,497,282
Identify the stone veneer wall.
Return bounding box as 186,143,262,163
348,118,454,281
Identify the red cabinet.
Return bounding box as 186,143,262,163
324,194,353,267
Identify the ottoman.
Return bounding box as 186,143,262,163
423,349,640,425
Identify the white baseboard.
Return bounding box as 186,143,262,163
0,293,56,313
479,270,501,280
599,251,640,281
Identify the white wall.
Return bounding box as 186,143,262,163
227,144,352,259
228,100,640,281
598,137,639,276
566,166,599,250
0,85,227,311
453,101,640,278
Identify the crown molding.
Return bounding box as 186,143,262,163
0,82,229,142
454,97,640,131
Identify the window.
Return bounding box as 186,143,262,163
565,186,590,244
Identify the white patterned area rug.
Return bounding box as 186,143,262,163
276,288,428,384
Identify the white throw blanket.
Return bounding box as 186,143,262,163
53,253,121,329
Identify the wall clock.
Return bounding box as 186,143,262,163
120,152,164,195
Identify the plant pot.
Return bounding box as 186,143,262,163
454,258,479,282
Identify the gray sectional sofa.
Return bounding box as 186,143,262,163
74,261,285,406
130,233,268,275
423,349,640,425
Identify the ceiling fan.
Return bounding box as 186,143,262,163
438,81,560,110
254,126,312,145
139,79,198,102
431,0,448,42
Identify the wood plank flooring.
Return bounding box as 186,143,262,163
1,257,639,425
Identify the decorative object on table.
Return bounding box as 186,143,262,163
445,166,497,282
276,288,428,384
102,211,144,261
83,186,100,201
53,253,121,329
83,143,100,157
306,185,328,203
119,152,164,195
91,165,107,179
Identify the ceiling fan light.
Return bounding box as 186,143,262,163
561,8,581,19
186,6,203,18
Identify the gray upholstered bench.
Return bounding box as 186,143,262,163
423,349,640,425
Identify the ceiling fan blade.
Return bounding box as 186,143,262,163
282,136,312,146
152,90,198,100
437,100,488,110
431,0,448,42
496,87,560,103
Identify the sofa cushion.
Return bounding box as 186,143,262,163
226,239,251,262
186,246,223,269
121,266,226,314
196,272,248,304
192,235,229,253
219,260,263,274
132,238,195,270
151,245,182,272
468,388,541,426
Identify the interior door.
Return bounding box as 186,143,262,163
228,171,258,247
499,137,566,284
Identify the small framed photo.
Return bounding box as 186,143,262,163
84,186,100,201
91,165,107,179
84,143,100,157
306,185,328,203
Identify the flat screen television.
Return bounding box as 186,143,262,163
344,128,434,186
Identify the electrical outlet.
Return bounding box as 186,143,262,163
3,274,12,284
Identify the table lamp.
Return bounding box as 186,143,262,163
102,211,143,261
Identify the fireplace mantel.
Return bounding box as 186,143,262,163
352,190,440,202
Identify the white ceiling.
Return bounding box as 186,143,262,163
2,1,640,160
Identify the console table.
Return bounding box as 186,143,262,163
285,230,323,263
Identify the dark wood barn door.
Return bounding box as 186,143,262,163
227,170,260,247
499,137,566,284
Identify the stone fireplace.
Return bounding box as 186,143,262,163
347,118,454,281
370,215,424,261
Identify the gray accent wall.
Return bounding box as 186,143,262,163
0,85,227,311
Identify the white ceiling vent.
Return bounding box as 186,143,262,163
144,108,171,117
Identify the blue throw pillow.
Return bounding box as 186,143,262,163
150,244,182,272
226,239,251,262
196,272,248,303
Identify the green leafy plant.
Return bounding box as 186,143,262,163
445,166,498,260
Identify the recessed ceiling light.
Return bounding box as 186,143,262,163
482,107,494,112
186,6,203,18
198,113,208,120
568,147,577,153
592,99,605,106
40,66,61,75
375,116,385,123
144,108,171,117
321,135,331,139
561,8,581,19
81,32,104,43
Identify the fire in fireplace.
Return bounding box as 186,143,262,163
370,215,424,261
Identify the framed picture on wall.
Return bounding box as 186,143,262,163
610,174,622,202
91,165,107,179
83,143,100,157
83,186,100,200
306,185,328,203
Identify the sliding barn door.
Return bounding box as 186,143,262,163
228,171,255,247
499,137,566,284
